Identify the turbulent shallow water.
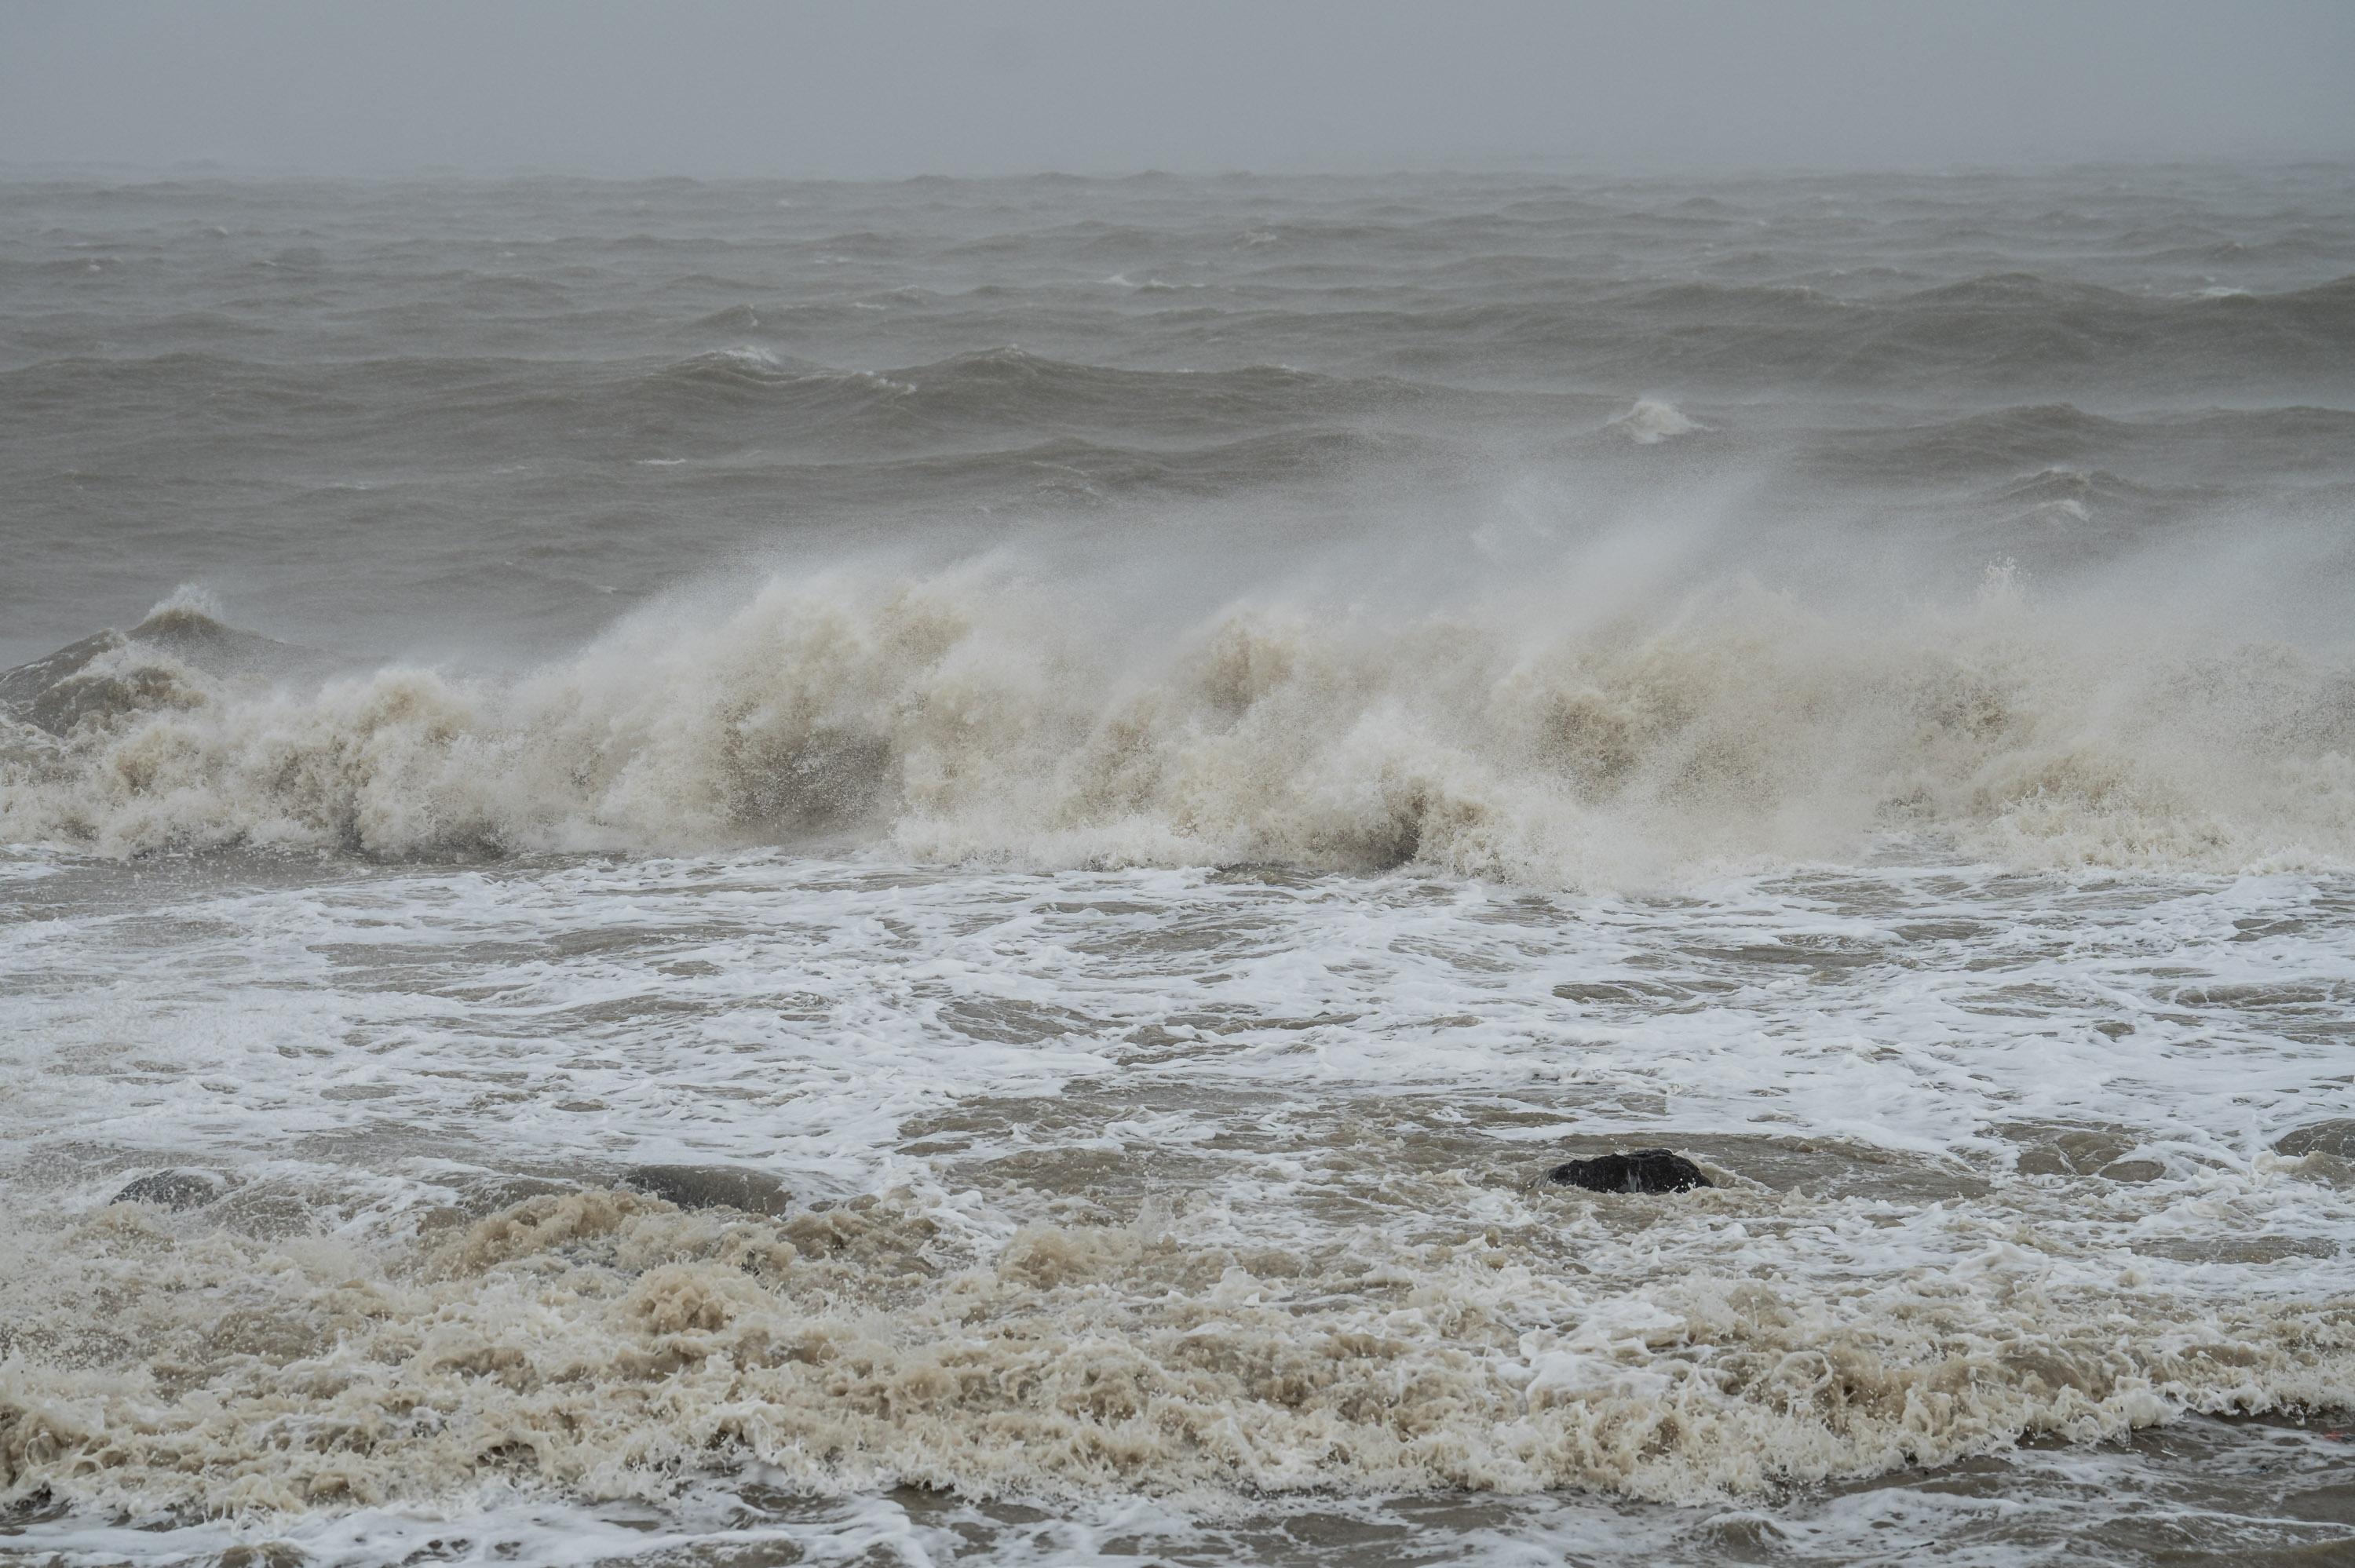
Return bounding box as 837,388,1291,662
2,166,2354,1565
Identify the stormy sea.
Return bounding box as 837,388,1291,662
3,164,2353,1566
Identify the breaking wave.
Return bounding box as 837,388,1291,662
6,557,2354,880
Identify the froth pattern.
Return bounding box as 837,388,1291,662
3,1180,2349,1519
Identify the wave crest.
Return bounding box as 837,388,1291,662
5,563,2353,878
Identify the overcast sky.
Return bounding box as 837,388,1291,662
4,0,2351,177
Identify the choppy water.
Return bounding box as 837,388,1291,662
3,166,2353,1566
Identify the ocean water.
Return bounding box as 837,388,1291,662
2,166,2353,1566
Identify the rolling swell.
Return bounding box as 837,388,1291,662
7,570,2353,878
23,344,2347,492
0,348,1499,469
622,348,1482,451
1366,272,2355,390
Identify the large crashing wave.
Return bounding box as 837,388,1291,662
5,560,2353,880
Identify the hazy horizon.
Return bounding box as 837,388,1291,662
5,0,2352,179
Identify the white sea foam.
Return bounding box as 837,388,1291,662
1,848,2351,1548
2,1183,2343,1519
1608,398,1703,444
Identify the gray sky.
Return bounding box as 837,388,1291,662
4,0,2350,177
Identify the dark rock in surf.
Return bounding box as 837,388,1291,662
1546,1149,1713,1194
2276,1121,2355,1161
621,1163,793,1217
111,1169,229,1209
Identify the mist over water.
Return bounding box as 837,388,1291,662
4,165,2355,1564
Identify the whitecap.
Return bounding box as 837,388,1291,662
1608,398,1703,444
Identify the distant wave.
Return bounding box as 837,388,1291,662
1807,402,2355,484
1607,398,1702,444
608,348,1434,454
9,266,2350,443
1371,272,2355,389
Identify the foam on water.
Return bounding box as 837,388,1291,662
2,1181,2345,1518
2,848,2352,1559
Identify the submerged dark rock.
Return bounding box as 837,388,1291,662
621,1163,793,1217
2276,1121,2355,1161
1546,1149,1713,1194
111,1169,228,1209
